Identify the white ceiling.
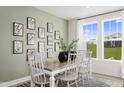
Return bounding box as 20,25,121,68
34,6,124,20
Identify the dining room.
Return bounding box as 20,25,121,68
0,6,124,87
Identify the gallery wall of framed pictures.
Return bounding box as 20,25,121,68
12,16,60,59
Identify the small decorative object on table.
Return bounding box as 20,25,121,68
58,38,79,63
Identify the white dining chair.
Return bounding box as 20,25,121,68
28,53,50,87
77,51,92,86
56,52,79,87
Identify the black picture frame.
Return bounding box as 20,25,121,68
54,30,60,40
47,35,53,46
47,48,53,58
13,40,23,54
27,17,36,30
54,42,59,52
13,22,24,36
38,41,45,52
47,22,53,33
27,33,35,45
27,49,35,61
38,27,45,39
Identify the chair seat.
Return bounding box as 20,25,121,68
33,74,50,86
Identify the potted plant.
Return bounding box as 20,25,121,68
58,38,79,63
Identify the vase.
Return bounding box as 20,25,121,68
58,51,68,63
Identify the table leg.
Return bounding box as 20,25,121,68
50,76,55,87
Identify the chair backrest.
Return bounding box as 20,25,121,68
28,53,46,86
64,52,79,79
77,50,92,74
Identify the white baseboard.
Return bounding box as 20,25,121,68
0,76,31,87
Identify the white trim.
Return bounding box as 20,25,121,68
0,76,30,87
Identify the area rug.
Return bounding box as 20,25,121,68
14,76,112,87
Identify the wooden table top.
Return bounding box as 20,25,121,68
43,61,67,71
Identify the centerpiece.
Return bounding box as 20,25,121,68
58,38,78,63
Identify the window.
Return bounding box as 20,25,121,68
83,23,97,58
103,18,122,60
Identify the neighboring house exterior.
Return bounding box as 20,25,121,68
104,33,122,41
87,39,96,44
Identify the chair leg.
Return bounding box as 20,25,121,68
55,79,59,87
75,80,78,87
31,82,35,87
67,81,70,87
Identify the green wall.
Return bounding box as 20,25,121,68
0,6,68,82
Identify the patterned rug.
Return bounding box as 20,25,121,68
13,76,112,87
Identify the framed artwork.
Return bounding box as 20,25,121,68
27,49,35,61
54,31,60,40
47,48,53,58
38,27,45,39
47,35,53,46
13,22,24,36
47,22,53,33
27,33,35,45
38,41,45,52
27,17,36,30
54,42,59,52
13,40,23,54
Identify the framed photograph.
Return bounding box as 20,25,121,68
27,17,36,30
13,22,24,36
13,40,23,54
27,33,35,45
54,31,60,40
47,22,53,33
27,49,35,61
54,42,59,52
38,41,45,52
38,27,45,39
47,35,53,46
47,48,53,58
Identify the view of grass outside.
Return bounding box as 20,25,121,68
104,41,122,60
104,47,121,60
87,44,96,58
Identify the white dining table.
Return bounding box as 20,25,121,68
43,60,92,87
43,61,68,87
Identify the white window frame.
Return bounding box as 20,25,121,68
102,17,122,61
82,21,98,59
